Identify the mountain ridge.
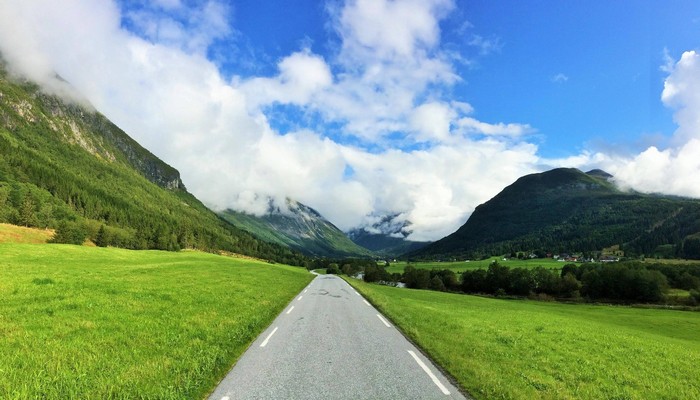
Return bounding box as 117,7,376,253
0,61,306,265
219,198,375,258
406,168,700,260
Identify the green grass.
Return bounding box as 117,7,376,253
0,244,312,399
346,278,700,400
386,257,570,274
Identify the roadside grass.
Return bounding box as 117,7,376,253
346,278,700,400
386,257,569,274
0,223,54,244
0,243,312,399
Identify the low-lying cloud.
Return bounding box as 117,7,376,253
0,0,697,242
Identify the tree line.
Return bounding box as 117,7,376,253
324,260,700,306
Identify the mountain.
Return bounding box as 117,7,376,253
219,199,375,258
0,61,305,265
347,214,429,257
407,168,700,260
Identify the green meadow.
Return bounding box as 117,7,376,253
0,244,312,399
386,257,569,274
346,278,700,400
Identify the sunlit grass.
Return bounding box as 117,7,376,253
347,278,700,400
386,257,570,274
0,223,53,244
0,244,312,399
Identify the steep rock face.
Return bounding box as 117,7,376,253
0,60,305,264
408,168,700,260
0,65,184,191
220,198,375,258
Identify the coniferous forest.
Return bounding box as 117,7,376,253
0,62,308,266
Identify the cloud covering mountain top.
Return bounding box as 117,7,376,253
0,0,698,241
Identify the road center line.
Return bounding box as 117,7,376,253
297,295,303,301
362,299,371,306
407,350,451,395
260,327,279,348
376,314,391,327
286,306,295,315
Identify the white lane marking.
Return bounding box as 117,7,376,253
354,291,360,296
221,396,230,400
362,299,371,306
376,314,391,328
260,327,279,347
407,350,451,395
304,289,308,293
286,306,295,315
297,295,303,301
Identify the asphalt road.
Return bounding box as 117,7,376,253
208,274,468,400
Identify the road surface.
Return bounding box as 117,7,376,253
208,274,468,400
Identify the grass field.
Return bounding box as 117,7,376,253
0,244,312,399
386,257,570,274
346,278,700,400
0,223,54,244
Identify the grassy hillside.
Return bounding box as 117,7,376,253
0,244,312,399
0,63,305,264
347,279,700,400
409,168,700,260
0,223,53,244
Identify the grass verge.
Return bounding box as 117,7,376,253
346,278,700,400
0,244,312,399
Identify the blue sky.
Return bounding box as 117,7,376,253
2,0,700,240
210,0,700,156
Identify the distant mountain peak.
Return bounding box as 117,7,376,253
586,169,613,180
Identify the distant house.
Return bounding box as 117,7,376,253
600,255,619,263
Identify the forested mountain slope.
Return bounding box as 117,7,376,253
219,199,375,258
407,168,700,260
0,62,305,265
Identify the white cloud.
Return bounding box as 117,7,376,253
604,51,700,198
457,117,534,137
240,50,333,108
468,34,502,55
0,0,546,241
551,73,569,83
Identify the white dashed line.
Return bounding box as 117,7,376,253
376,314,391,328
304,289,308,293
407,350,451,395
362,299,371,306
221,396,230,400
286,306,295,315
260,327,279,348
354,291,360,296
297,295,303,301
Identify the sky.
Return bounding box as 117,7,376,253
0,0,699,241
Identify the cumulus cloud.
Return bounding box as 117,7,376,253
0,0,552,241
604,51,700,198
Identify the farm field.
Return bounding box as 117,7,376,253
0,243,312,399
386,257,570,274
346,278,700,400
